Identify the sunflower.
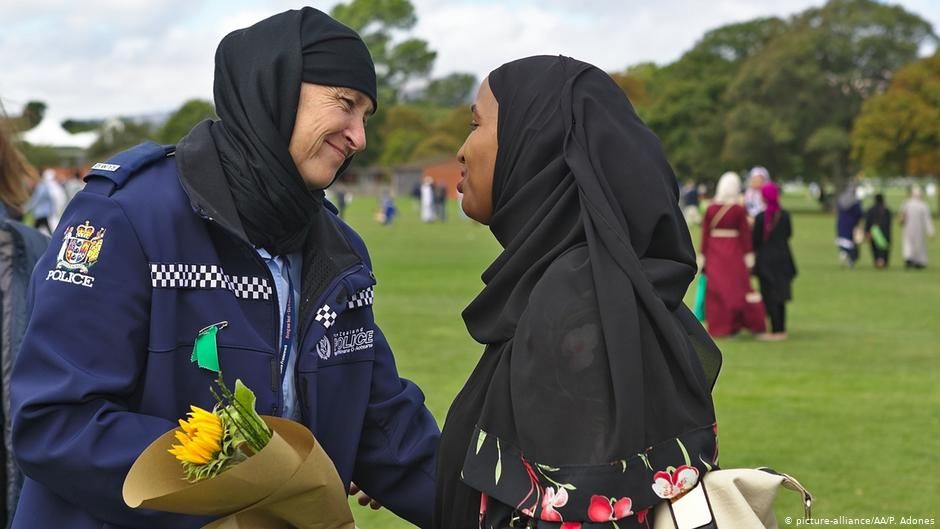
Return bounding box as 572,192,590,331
168,406,223,465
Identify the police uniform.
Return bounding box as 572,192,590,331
11,142,439,529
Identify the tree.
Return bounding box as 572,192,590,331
375,104,470,167
62,119,103,134
4,101,47,133
331,0,438,168
331,0,436,104
375,105,430,167
86,119,155,161
421,73,477,106
851,52,940,179
22,101,47,130
609,69,651,109
412,105,471,160
640,17,785,183
723,0,936,183
155,99,216,144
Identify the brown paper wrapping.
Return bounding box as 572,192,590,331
123,416,355,529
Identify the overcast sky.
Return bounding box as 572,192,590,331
2,0,938,120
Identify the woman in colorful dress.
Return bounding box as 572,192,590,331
434,55,721,529
700,172,766,337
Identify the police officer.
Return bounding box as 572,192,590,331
10,8,439,529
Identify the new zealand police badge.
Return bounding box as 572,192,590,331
46,221,106,288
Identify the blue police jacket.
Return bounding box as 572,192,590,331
10,134,439,529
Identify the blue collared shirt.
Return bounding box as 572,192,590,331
256,248,302,420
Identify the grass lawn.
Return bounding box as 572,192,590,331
339,192,939,528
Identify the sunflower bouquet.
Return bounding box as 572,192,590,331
169,376,271,482
123,374,355,529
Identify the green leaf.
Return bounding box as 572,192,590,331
677,438,692,467
476,429,486,455
700,454,713,472
494,439,502,485
234,379,257,413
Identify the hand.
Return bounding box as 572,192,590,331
349,482,382,510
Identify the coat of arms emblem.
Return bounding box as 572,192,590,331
316,335,332,360
55,221,106,274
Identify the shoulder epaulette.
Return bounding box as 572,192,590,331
85,142,175,191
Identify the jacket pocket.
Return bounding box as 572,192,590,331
139,344,277,418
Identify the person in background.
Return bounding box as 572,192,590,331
380,189,396,225
437,55,719,529
420,175,436,222
25,169,54,235
864,193,892,269
0,104,49,528
744,166,770,220
835,181,863,268
700,172,766,338
752,183,797,341
434,183,448,222
63,170,85,203
333,184,349,218
681,179,701,226
899,186,935,269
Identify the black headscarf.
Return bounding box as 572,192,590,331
435,56,721,527
210,7,376,255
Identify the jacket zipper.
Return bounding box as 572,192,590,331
194,207,283,415
196,206,372,421
296,262,366,425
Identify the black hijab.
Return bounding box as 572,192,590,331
436,56,721,527
210,7,376,255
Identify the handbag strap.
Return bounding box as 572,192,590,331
758,467,813,520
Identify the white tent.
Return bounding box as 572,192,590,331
19,114,97,149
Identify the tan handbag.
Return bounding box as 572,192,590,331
653,468,812,529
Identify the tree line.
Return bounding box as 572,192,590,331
9,0,940,189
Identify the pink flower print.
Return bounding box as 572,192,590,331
540,486,568,521
587,495,634,522
560,523,582,529
652,465,700,499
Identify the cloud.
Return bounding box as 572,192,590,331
1,0,937,119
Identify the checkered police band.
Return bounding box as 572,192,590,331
346,286,374,309
150,263,273,300
315,304,338,328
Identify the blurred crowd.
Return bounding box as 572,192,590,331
687,166,935,342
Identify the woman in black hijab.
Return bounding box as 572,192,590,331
184,6,377,255
7,7,440,529
435,56,722,529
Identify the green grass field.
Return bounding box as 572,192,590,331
340,193,940,528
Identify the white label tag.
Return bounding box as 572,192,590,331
91,163,120,172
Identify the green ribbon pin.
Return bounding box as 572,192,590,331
192,321,227,373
